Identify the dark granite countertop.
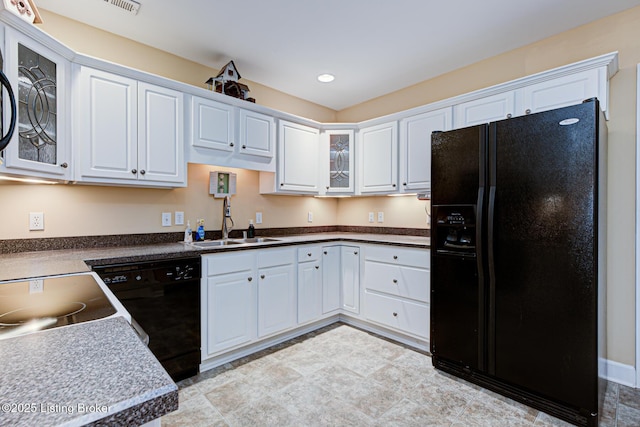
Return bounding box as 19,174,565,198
0,317,177,427
0,233,429,282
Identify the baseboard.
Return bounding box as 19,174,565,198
605,359,636,387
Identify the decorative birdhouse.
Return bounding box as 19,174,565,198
205,60,255,103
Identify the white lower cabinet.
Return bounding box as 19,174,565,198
322,246,342,314
201,252,256,359
362,245,430,340
297,246,323,324
201,242,429,368
257,248,296,337
341,246,361,314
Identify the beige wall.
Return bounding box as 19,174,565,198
2,7,638,367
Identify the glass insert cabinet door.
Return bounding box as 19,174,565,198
2,27,70,178
325,129,354,193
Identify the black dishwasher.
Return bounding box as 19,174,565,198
93,257,201,382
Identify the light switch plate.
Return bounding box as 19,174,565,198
368,212,375,223
308,211,313,223
256,212,263,224
175,211,185,225
162,212,172,227
377,212,384,223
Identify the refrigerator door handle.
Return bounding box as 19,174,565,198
487,185,496,375
476,186,486,370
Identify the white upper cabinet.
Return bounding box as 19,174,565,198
454,91,519,128
75,66,185,187
1,27,72,180
522,69,601,115
357,121,398,194
191,96,234,152
238,108,275,158
399,107,452,193
260,120,320,194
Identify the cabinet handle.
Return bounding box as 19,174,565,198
393,279,398,284
60,162,68,169
260,274,265,279
248,277,252,282
315,265,319,270
393,312,398,317
230,142,234,147
140,170,146,175
507,113,512,118
131,169,137,174
525,109,531,115
393,255,398,260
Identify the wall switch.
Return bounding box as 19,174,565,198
308,211,313,223
256,212,263,224
377,212,384,223
175,211,185,225
29,212,44,231
162,212,172,227
368,212,375,223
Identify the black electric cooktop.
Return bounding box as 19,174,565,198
0,274,117,337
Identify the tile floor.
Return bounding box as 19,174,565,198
163,323,639,427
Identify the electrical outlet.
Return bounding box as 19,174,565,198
29,212,44,231
368,212,375,223
308,211,313,223
29,279,44,294
377,212,384,223
162,212,172,227
175,211,185,225
256,212,263,224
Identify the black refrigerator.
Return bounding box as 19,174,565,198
430,98,607,427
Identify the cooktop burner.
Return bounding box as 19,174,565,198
0,274,117,337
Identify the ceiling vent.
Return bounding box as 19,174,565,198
103,0,140,15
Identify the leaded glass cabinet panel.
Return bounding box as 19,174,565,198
2,27,70,179
325,129,354,194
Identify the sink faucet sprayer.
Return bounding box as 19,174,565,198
222,196,234,240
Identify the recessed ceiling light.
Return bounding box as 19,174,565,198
317,73,335,83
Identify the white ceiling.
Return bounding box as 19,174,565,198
35,0,640,111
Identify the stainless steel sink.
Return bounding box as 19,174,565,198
233,237,280,244
189,240,242,248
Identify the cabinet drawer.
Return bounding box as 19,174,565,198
364,291,429,339
204,253,254,276
297,246,322,263
364,245,429,268
364,261,429,303
258,247,295,268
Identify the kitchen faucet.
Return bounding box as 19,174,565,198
222,196,234,240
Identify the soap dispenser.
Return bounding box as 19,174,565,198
247,220,255,238
184,221,193,243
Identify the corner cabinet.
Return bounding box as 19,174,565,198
357,121,398,194
74,66,185,187
1,26,72,180
322,129,355,194
399,107,452,193
259,120,320,194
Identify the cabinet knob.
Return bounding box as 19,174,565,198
507,113,512,118
242,145,246,149
392,183,396,188
354,251,358,255
393,255,398,260
393,279,398,284
393,312,398,317
525,109,531,114
323,251,328,255
140,170,146,175
60,162,68,169
315,265,319,270
248,277,252,282
230,142,234,147
131,169,137,174
403,182,407,186
280,183,284,187
307,253,312,257
326,186,329,190
260,274,265,279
